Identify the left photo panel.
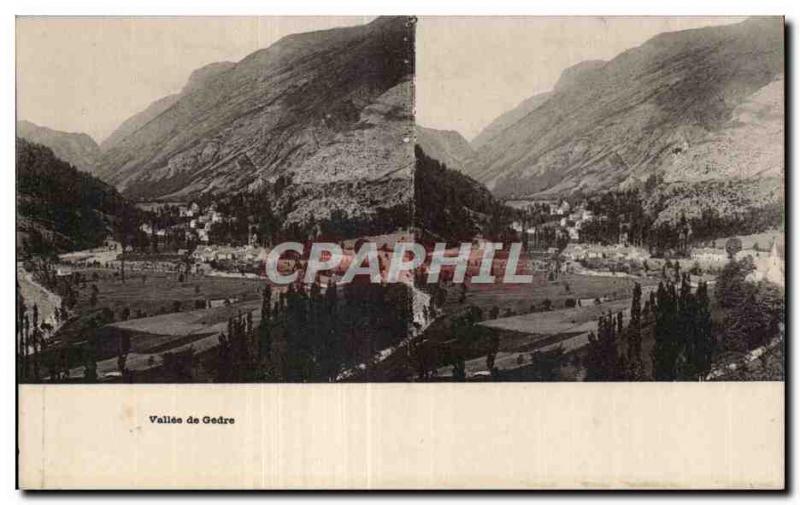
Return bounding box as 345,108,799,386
16,16,416,384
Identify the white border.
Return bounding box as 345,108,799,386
3,0,796,502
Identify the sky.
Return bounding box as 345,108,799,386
415,16,747,141
16,16,373,143
17,16,747,144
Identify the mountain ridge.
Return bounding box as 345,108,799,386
416,126,474,173
99,61,237,152
95,16,414,210
16,138,135,254
466,17,783,208
16,120,101,174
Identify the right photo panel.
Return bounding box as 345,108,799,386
414,16,785,382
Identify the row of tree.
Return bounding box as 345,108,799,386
584,272,714,381
212,279,413,383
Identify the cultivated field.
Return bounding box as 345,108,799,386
72,269,265,319
433,276,661,380
445,272,657,316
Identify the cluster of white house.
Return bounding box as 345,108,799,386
138,202,226,244
512,199,597,242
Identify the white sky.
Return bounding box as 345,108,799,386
415,16,746,141
16,16,373,142
16,16,747,144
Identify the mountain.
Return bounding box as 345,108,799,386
467,17,784,213
469,60,607,153
469,92,551,151
16,138,135,255
99,62,235,152
414,145,511,243
97,16,414,219
16,120,101,174
650,73,784,226
416,126,474,172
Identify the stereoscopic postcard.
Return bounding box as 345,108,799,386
16,15,785,489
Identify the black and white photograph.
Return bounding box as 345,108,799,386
16,16,784,384
10,9,789,491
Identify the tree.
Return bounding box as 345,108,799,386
725,237,742,260
528,347,565,381
716,256,755,309
585,311,620,381
650,275,715,381
652,281,680,381
625,282,643,379
451,357,466,381
688,281,714,377
486,333,499,374
723,282,783,353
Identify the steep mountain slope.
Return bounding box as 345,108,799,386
99,62,235,152
414,145,511,243
468,18,784,204
97,16,414,210
648,72,784,226
469,60,606,152
16,138,135,254
16,120,101,174
416,126,474,172
469,92,551,151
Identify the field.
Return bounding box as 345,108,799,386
70,299,265,380
429,274,661,380
444,272,658,317
44,267,266,369
71,268,265,320
714,228,783,250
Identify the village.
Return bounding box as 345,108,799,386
14,191,780,384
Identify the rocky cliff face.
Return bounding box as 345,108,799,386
97,16,415,213
467,17,784,210
16,120,101,174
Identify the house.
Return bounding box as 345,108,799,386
567,227,580,241
691,248,729,269
208,297,238,308
747,239,785,287
189,202,201,215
